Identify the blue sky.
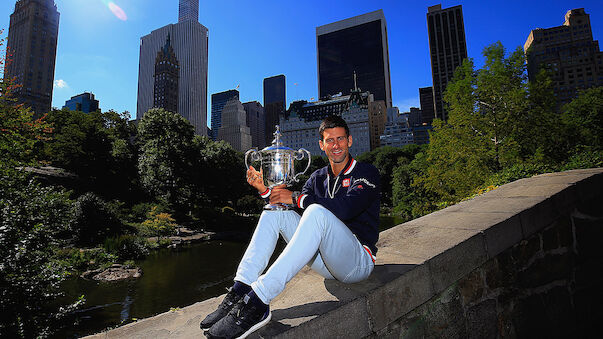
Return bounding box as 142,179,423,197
1,0,601,126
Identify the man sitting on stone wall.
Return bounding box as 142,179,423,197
200,115,381,339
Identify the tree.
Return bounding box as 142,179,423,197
560,86,603,152
137,108,196,214
419,42,557,202
192,135,250,206
0,32,52,167
357,145,423,207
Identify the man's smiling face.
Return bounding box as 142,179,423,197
319,127,352,165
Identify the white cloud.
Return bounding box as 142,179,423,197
54,79,68,89
394,97,421,113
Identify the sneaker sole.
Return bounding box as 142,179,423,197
236,311,272,339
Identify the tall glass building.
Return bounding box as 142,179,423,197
263,74,286,145
210,89,239,140
316,10,392,108
63,92,99,113
137,0,208,135
427,4,468,121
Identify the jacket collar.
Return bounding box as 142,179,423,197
327,156,356,178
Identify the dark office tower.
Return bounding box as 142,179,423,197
419,86,435,125
263,74,286,145
427,4,468,121
211,89,239,140
178,0,199,23
243,101,265,149
63,92,99,113
524,8,602,108
5,0,60,117
317,10,392,108
153,35,179,113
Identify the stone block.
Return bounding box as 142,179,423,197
422,286,467,338
443,196,543,214
457,269,484,306
377,223,481,262
465,299,498,339
511,294,549,338
511,235,541,269
573,213,603,266
273,297,371,339
574,171,603,203
427,234,487,294
541,286,574,337
519,197,559,238
366,264,434,331
516,253,572,288
482,214,523,258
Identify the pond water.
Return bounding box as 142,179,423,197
58,241,247,338
57,215,406,338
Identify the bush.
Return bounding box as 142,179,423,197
561,147,603,171
70,192,123,246
129,201,168,223
236,195,264,214
103,235,149,260
141,206,177,238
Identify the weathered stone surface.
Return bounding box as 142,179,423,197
517,253,572,288
511,235,541,268
427,233,487,294
465,299,498,339
519,197,559,238
366,264,434,331
457,269,484,306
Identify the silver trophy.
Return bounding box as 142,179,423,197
245,125,311,210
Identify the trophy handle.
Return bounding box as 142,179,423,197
293,148,311,182
245,148,261,169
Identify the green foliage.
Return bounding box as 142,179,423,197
55,247,118,272
236,195,264,214
141,206,177,238
0,169,81,338
103,235,150,260
70,192,123,246
560,86,603,152
129,201,169,223
357,144,423,206
137,108,196,213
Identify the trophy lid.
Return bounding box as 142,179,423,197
262,125,294,152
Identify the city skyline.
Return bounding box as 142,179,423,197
1,0,601,126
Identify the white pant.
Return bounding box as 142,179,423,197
234,204,375,304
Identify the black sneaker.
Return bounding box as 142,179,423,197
205,293,271,339
200,288,244,330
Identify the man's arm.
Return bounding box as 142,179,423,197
247,166,271,198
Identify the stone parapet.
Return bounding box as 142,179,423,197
86,168,603,338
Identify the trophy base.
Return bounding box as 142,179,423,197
264,203,295,211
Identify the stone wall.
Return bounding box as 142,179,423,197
369,170,602,338
86,168,602,338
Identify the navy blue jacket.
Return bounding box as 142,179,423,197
295,157,380,255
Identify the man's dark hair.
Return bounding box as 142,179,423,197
319,115,350,140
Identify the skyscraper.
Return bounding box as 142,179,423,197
63,92,99,113
218,98,252,152
137,0,208,135
427,4,468,121
178,0,199,23
243,101,265,149
316,9,392,107
153,34,179,113
524,8,602,108
211,89,239,140
263,74,286,145
419,86,435,125
4,0,60,117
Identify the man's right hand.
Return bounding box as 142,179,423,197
246,166,267,193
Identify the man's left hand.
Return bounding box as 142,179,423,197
270,185,293,205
